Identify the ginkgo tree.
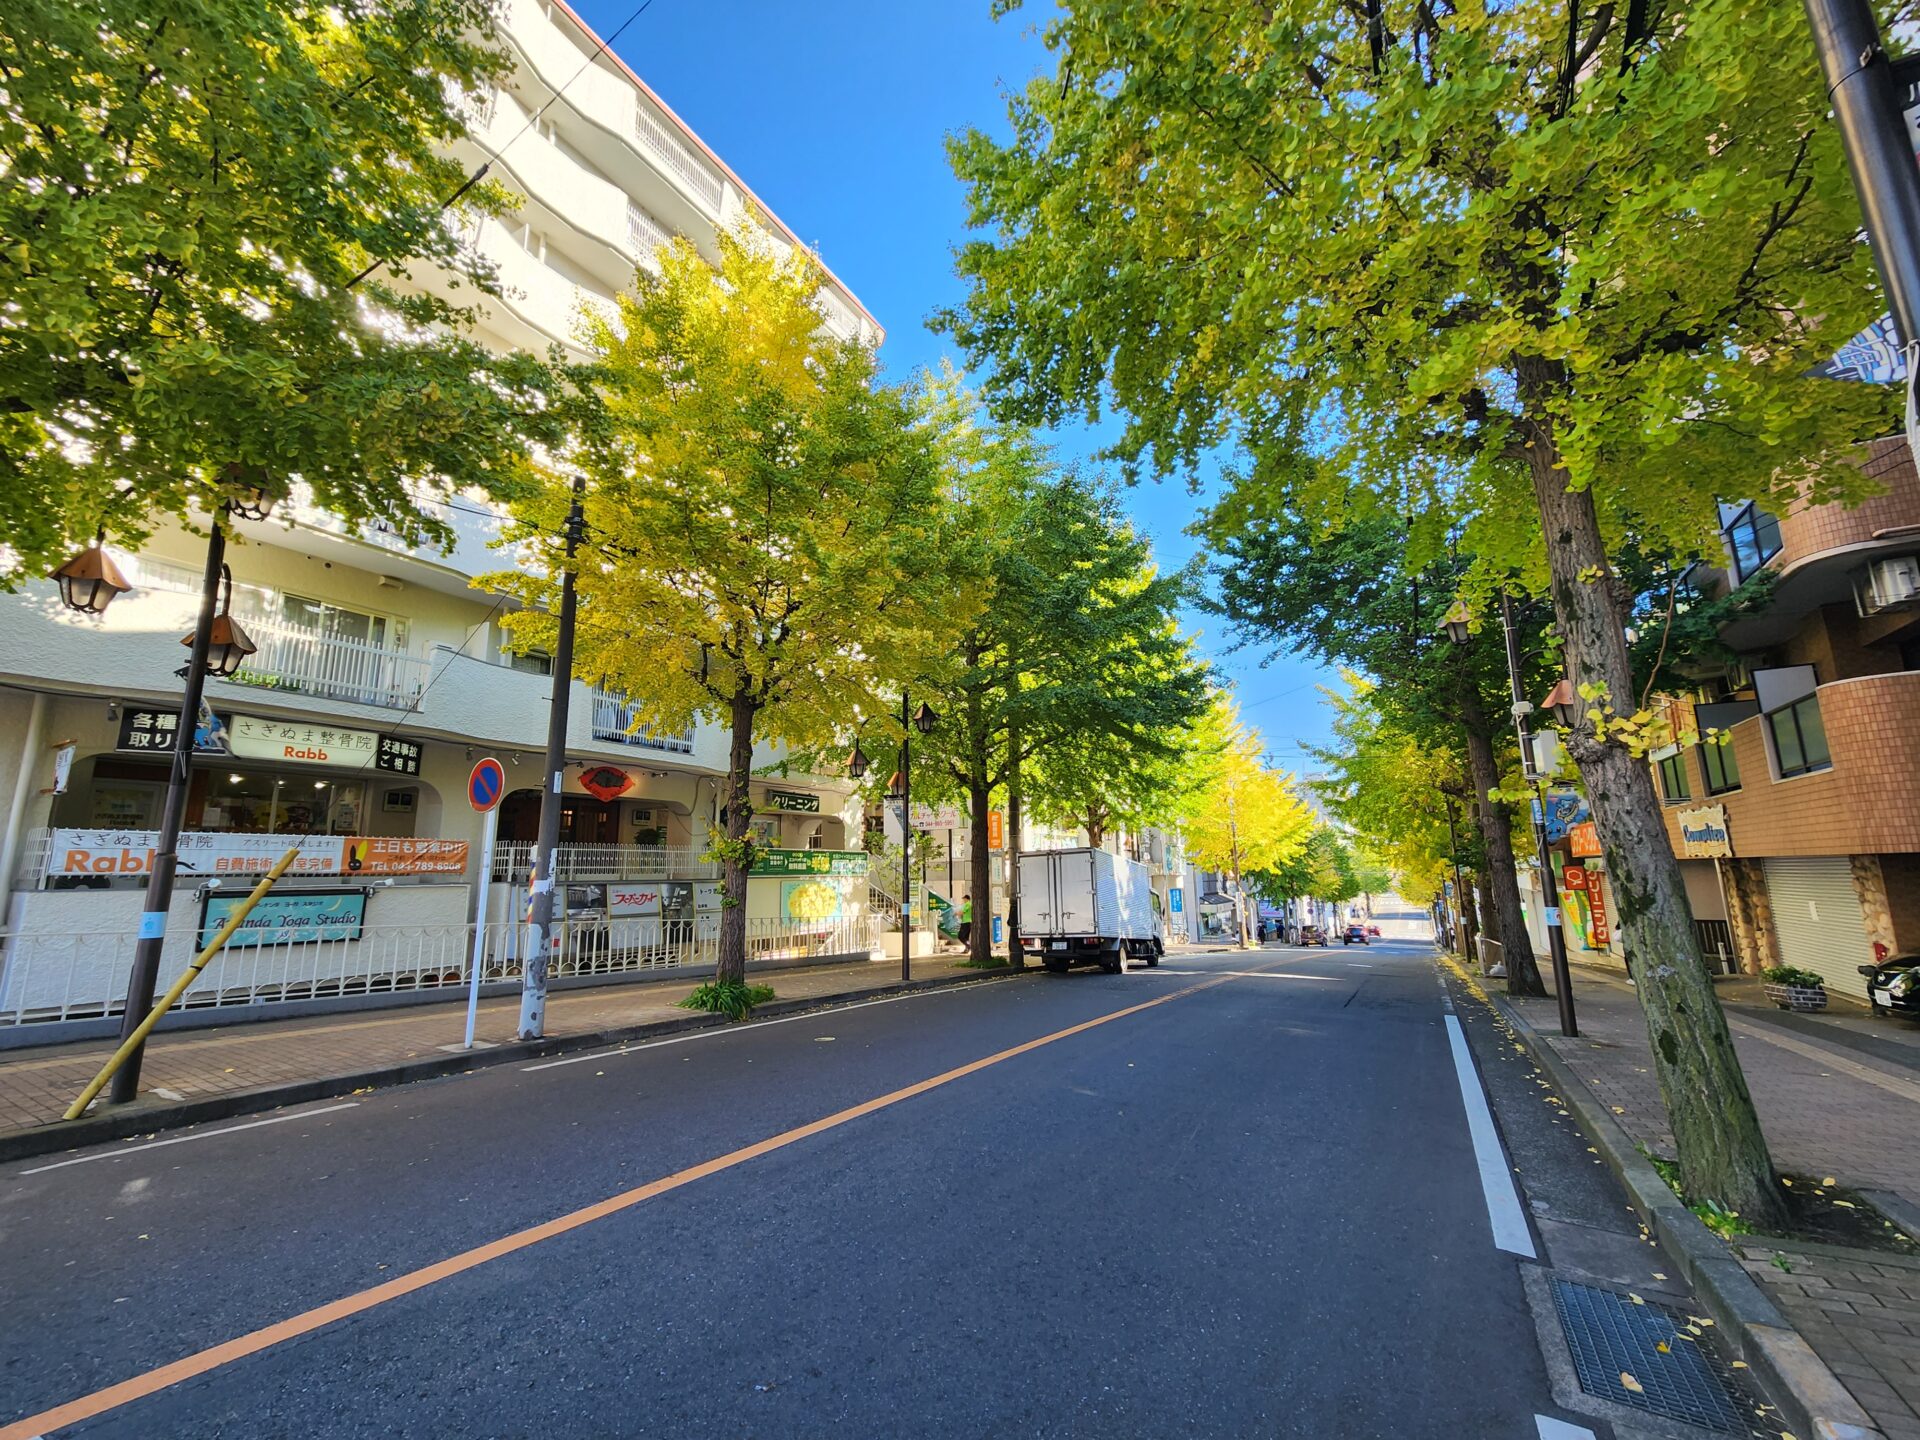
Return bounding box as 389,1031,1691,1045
935,0,1885,1221
487,226,979,991
1,0,560,578
1177,700,1315,947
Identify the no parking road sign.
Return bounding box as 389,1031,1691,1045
468,757,506,813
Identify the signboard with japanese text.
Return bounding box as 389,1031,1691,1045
608,884,664,917
376,736,422,776
909,803,960,831
1567,822,1604,859
230,716,378,766
48,829,467,877
764,790,821,813
1587,877,1612,946
199,889,366,948
117,707,230,756
342,837,469,875
987,810,1005,850
749,848,868,877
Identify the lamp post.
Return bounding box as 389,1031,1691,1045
1496,593,1578,1037
882,694,937,983
71,484,274,1103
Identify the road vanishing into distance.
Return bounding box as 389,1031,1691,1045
1,941,1775,1438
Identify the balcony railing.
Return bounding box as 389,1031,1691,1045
632,104,723,210
227,615,430,710
590,688,694,752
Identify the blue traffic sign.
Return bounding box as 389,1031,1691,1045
468,757,506,812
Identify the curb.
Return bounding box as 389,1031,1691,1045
0,967,1034,1167
1481,985,1884,1440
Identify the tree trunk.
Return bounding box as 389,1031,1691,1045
1462,715,1546,996
1007,715,1025,970
715,691,757,988
1519,362,1783,1224
1460,877,1482,959
967,738,994,966
1085,805,1107,848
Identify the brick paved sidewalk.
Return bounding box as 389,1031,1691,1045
1506,961,1920,1207
0,955,988,1135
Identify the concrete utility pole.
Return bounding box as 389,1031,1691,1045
1805,0,1920,346
518,480,584,1041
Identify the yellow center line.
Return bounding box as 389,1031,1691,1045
0,963,1268,1440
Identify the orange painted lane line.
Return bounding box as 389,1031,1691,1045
0,967,1256,1440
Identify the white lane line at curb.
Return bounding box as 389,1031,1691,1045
520,983,983,1072
1444,1012,1536,1258
19,1103,361,1175
1535,1416,1596,1440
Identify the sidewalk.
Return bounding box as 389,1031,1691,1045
1496,958,1920,1439
0,954,991,1139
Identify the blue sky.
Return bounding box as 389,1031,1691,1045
571,0,1341,768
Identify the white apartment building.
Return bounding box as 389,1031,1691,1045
0,0,881,1028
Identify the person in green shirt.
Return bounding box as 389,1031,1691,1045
958,893,973,945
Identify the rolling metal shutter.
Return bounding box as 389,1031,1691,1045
1762,856,1867,993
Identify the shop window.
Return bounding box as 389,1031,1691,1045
1655,751,1691,803
1767,695,1832,778
1720,502,1782,583
195,769,365,834
1700,738,1741,794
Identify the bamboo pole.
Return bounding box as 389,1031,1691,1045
64,846,302,1120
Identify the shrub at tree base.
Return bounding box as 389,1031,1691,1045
680,982,777,1023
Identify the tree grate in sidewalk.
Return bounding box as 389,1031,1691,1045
1551,1277,1753,1434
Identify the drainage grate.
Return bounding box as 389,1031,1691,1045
1550,1277,1751,1434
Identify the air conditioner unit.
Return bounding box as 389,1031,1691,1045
1855,555,1920,616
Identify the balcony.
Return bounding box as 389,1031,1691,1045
227,615,430,711
591,688,694,753
1719,438,1920,649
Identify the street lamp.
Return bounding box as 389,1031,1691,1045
846,744,870,780
187,565,257,679
894,689,936,982
51,532,132,616
1440,601,1473,647
913,701,938,735
1541,678,1579,729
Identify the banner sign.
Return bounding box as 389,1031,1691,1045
1676,804,1733,858
750,848,868,877
1810,314,1906,385
608,884,664,918
1567,822,1604,859
764,790,821,813
49,829,467,877
909,803,960,831
118,707,230,755
1537,789,1591,845
200,889,367,948
987,810,1005,850
1588,876,1612,946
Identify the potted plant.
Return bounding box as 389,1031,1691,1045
1762,965,1829,1013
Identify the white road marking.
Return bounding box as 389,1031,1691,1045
520,981,987,1072
1444,1013,1536,1258
1152,970,1344,981
1534,1416,1596,1440
19,1103,361,1176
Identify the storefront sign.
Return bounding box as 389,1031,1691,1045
200,889,367,948
1169,887,1184,914
1588,877,1612,946
750,848,868,877
230,716,378,766
1567,822,1603,859
987,810,1005,850
117,707,230,755
343,837,469,874
1562,865,1588,893
376,736,422,776
909,803,960,830
781,878,844,922
764,790,820,813
47,742,75,796
48,829,467,877
1677,804,1733,858
608,884,664,917
694,881,723,911
578,765,633,802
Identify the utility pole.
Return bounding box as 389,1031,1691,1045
518,479,584,1041
1805,0,1920,346
1500,594,1577,1037
898,690,913,984
109,515,227,1103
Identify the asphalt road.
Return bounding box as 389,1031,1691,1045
0,940,1721,1438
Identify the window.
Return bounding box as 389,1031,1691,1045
1720,502,1783,583
1767,695,1832,778
1700,737,1741,794
506,647,552,676
280,594,406,651
1656,751,1691,803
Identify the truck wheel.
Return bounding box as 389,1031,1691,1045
1145,942,1161,969
1099,950,1123,974
1043,955,1070,975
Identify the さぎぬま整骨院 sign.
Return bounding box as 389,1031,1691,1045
229,715,378,765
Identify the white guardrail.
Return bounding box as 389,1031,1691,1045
0,915,884,1027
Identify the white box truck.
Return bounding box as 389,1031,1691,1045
1018,847,1164,973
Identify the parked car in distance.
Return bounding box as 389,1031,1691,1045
1859,955,1920,1017
1299,925,1327,947
1342,924,1369,945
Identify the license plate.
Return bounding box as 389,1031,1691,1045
1050,941,1067,951
1876,988,1896,1006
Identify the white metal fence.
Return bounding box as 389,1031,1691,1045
0,915,882,1027
590,689,695,752
490,843,718,882
230,615,431,710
